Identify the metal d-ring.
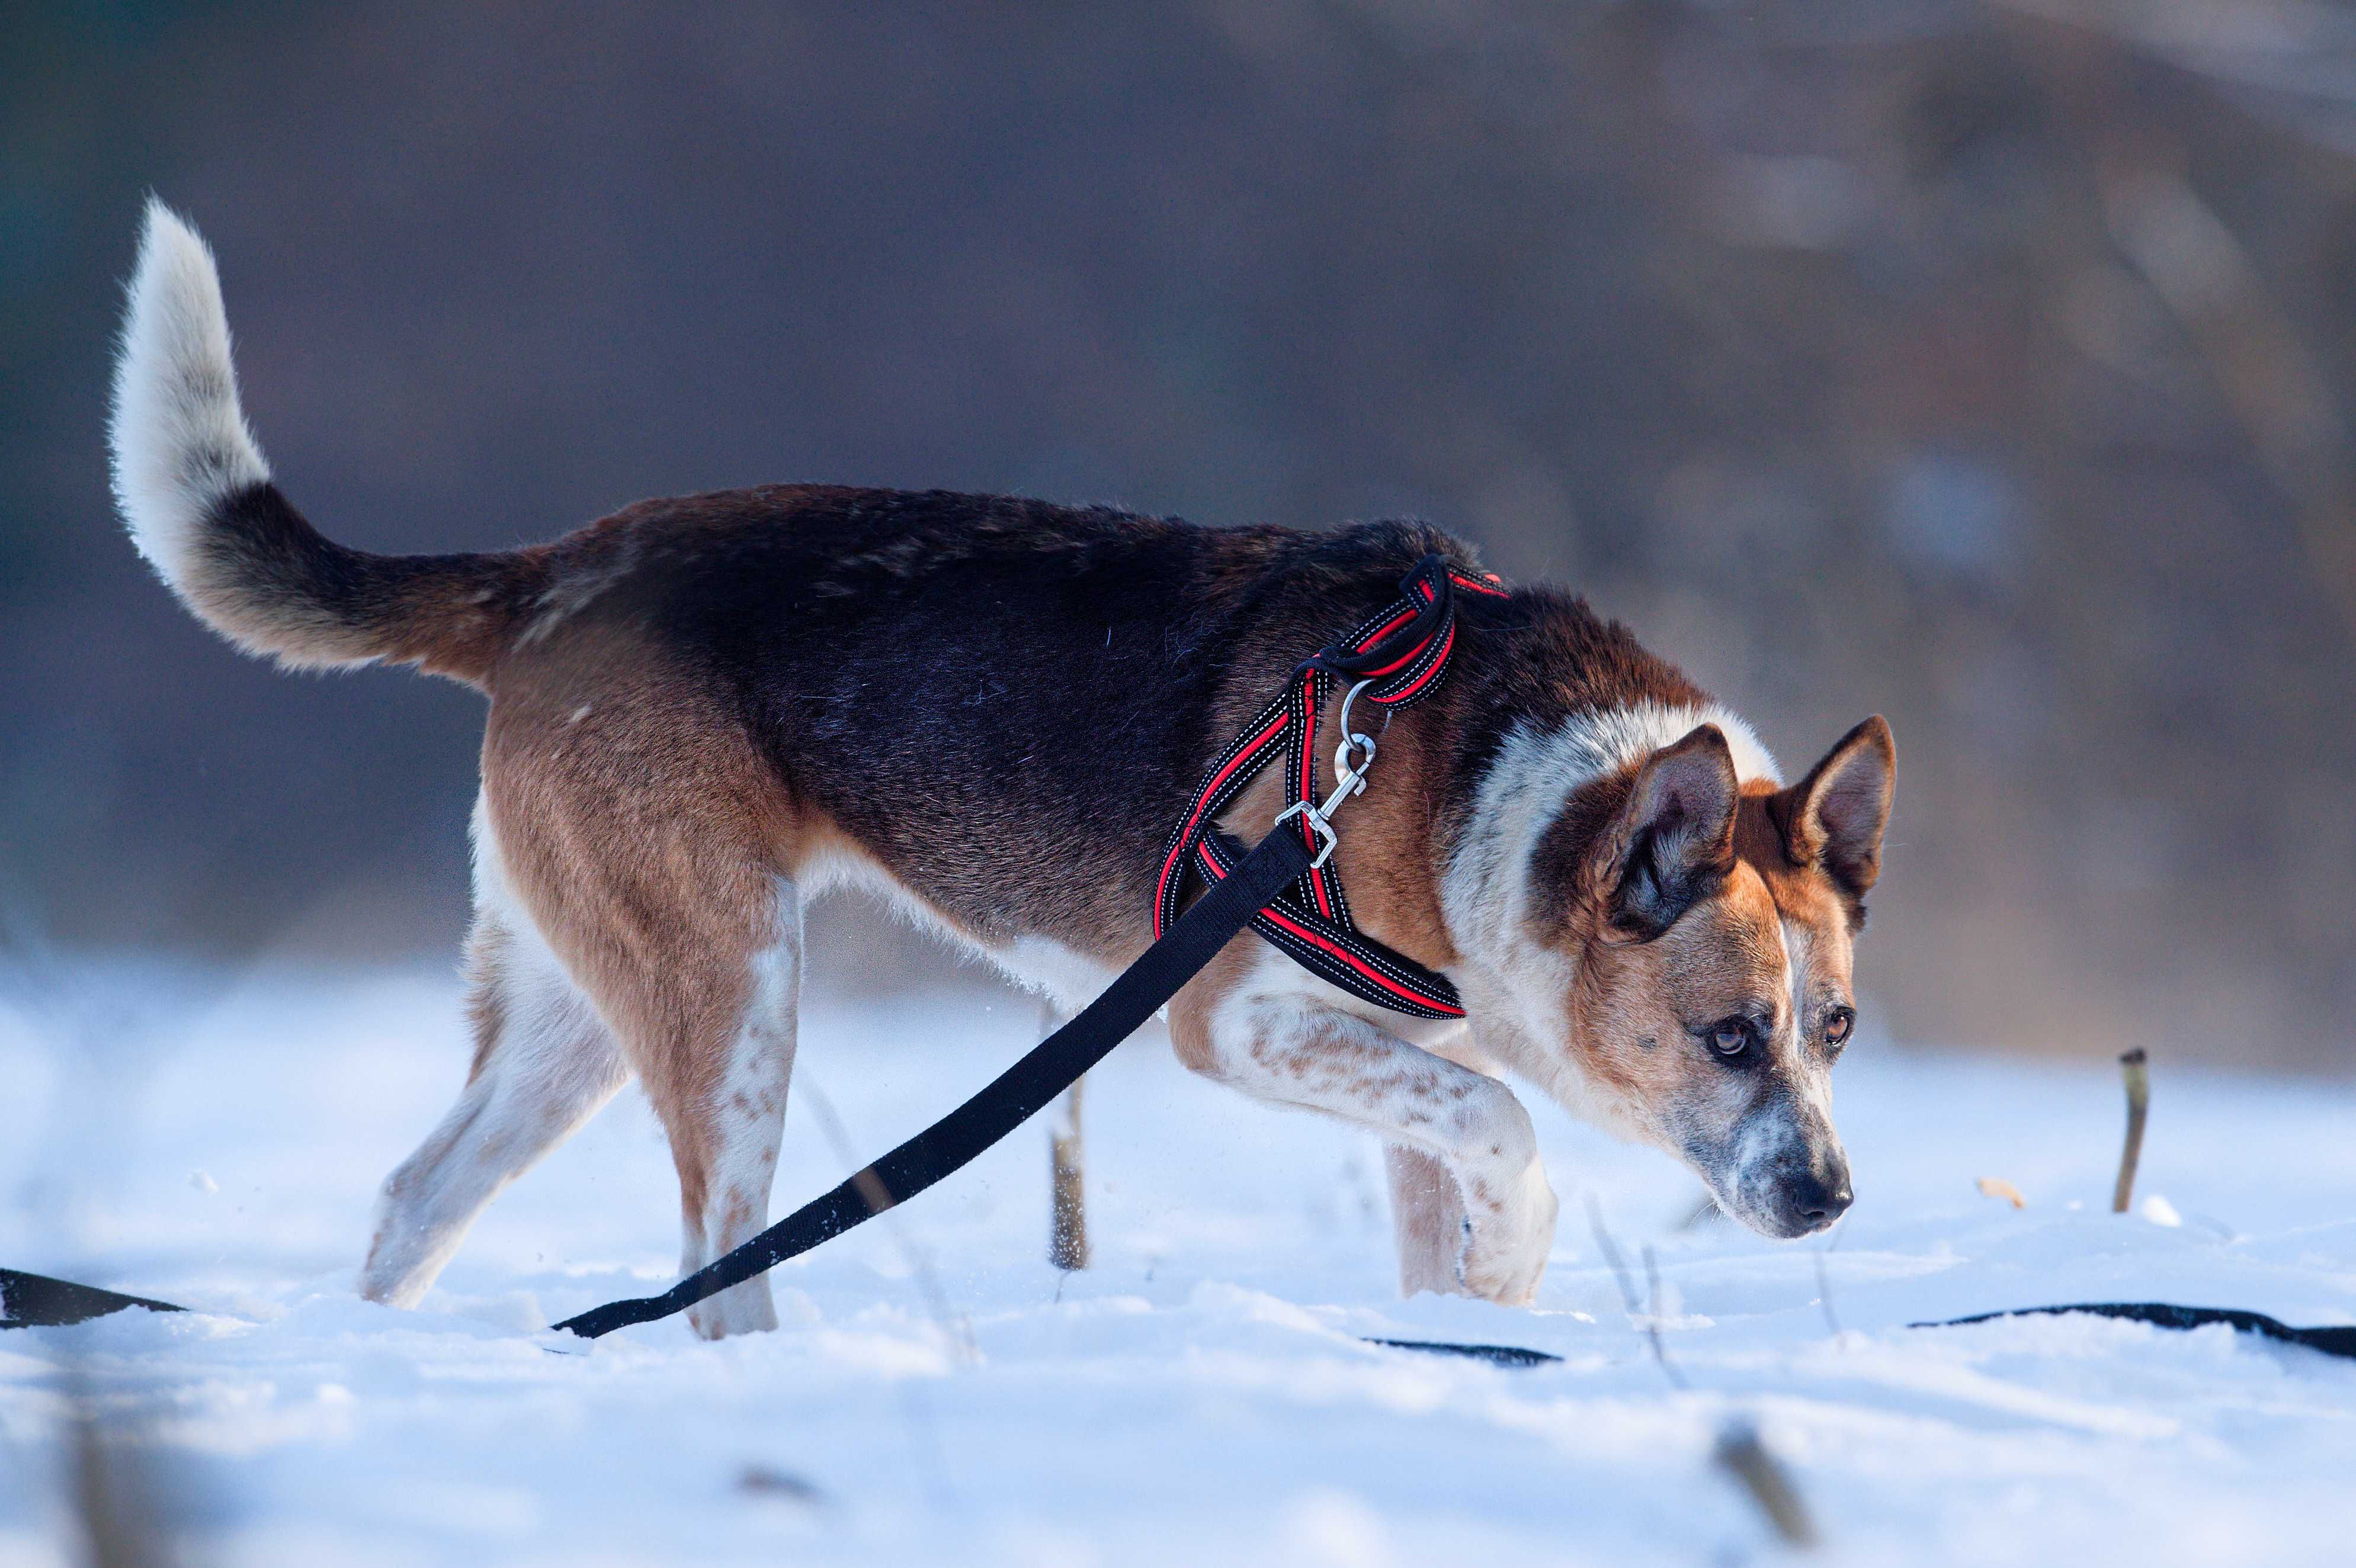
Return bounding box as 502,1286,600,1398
1332,677,1379,793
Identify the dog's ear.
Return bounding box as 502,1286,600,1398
1770,716,1896,900
1589,724,1740,939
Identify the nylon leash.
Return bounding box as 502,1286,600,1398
1912,1301,2356,1358
0,1268,185,1329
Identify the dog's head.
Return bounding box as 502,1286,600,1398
1526,717,1895,1237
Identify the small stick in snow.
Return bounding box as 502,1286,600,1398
1586,1195,1643,1318
1714,1419,1819,1548
1048,1086,1088,1270
1642,1245,1692,1390
63,1361,188,1568
1584,1197,1688,1391
2113,1048,2150,1214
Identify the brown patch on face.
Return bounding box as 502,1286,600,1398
1566,855,1791,1110
1559,783,1867,1102
1538,716,1897,1119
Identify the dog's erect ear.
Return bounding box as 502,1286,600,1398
1771,716,1896,899
1589,724,1741,939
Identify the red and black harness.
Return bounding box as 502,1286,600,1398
1153,553,1508,1021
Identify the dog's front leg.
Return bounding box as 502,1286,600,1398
1172,987,1556,1305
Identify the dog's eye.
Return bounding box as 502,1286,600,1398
1825,1008,1855,1047
1708,1019,1752,1057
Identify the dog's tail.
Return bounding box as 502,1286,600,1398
108,199,537,687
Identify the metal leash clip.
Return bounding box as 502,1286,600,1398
1274,679,1379,870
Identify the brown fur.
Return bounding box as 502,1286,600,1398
482,620,800,1236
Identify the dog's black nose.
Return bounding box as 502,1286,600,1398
1783,1163,1853,1230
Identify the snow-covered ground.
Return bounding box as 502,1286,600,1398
2,960,2352,1567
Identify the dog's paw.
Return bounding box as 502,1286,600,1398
685,1278,781,1339
1454,1157,1557,1306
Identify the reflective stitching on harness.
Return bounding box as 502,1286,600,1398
1158,554,1490,1020
1194,832,1465,1019
1153,700,1290,938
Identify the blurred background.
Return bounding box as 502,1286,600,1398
3,0,2350,1070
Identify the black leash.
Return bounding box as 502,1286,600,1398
1,1268,185,1330
1366,1337,1562,1368
1367,1303,2356,1370
1915,1301,2356,1358
552,823,1315,1338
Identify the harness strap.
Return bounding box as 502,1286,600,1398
1154,554,1506,1020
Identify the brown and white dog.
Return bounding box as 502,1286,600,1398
108,203,1895,1338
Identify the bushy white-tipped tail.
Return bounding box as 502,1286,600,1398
101,202,530,685
108,198,274,601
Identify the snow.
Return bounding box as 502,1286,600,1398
4,960,2354,1566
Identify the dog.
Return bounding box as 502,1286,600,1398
108,201,1894,1337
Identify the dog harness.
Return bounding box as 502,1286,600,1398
1153,554,1508,1021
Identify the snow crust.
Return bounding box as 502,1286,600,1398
3,963,2352,1565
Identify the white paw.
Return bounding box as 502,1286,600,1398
685,1278,780,1339
1456,1158,1557,1307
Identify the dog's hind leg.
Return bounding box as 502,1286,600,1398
661,878,802,1340
475,643,820,1338
541,865,799,1341
360,886,629,1310
485,750,804,1338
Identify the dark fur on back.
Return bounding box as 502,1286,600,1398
507,485,1707,955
